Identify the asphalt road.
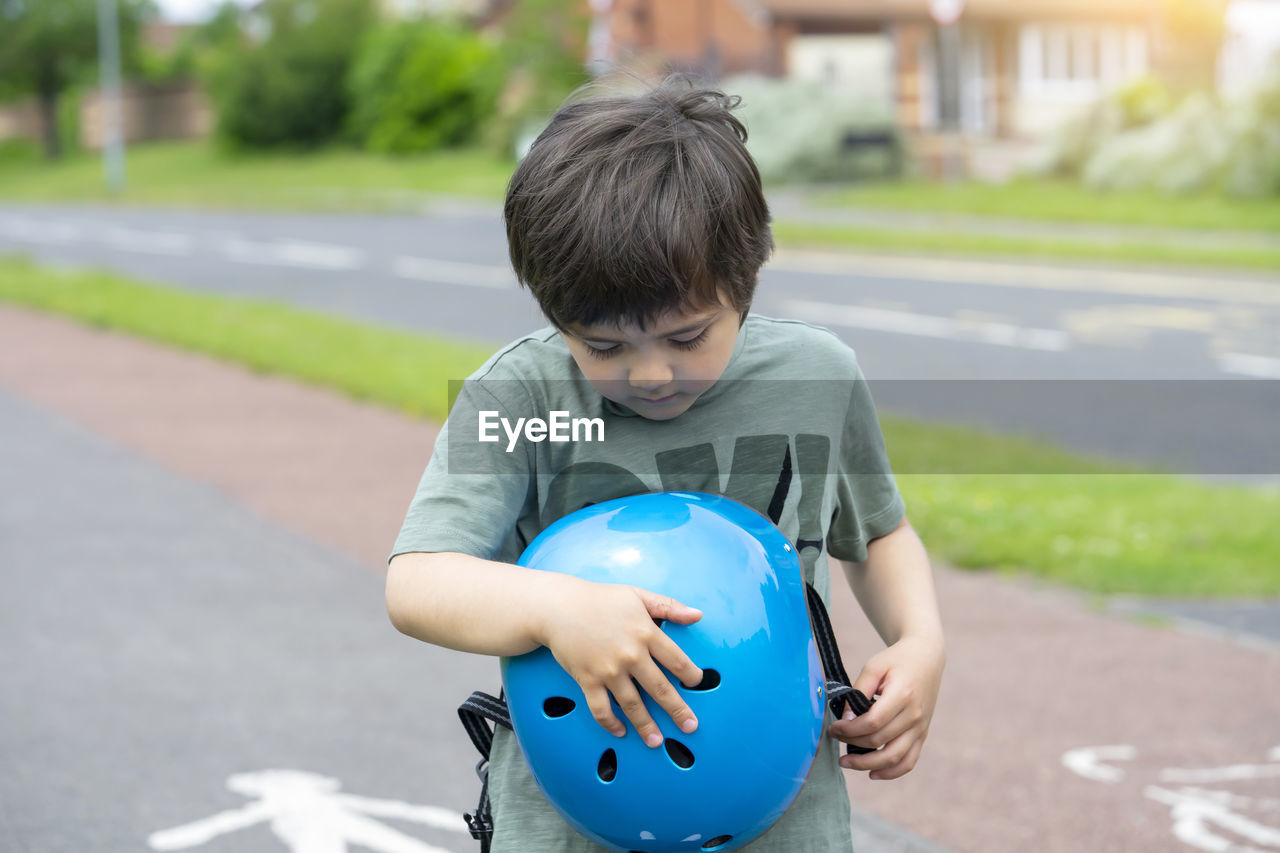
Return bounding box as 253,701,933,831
2,202,1278,477
0,387,481,852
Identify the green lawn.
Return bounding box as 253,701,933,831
771,222,1280,273
811,177,1280,233
0,140,516,211
2,255,1277,599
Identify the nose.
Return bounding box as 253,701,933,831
628,349,674,392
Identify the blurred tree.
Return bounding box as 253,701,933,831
207,0,375,149
347,20,504,154
486,0,590,155
138,0,242,84
0,0,152,159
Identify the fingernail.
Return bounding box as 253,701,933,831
645,733,663,748
681,717,697,733
612,726,626,738
842,710,855,721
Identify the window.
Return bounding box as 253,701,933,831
1019,24,1148,97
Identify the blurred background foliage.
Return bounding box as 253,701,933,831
0,0,154,159
1031,63,1280,197
204,0,377,149
0,0,1275,201
724,74,904,185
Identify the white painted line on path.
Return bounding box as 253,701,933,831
102,226,194,256
0,217,80,244
1061,745,1136,783
148,769,467,852
1218,352,1280,379
393,255,516,289
220,237,366,270
1160,764,1280,784
782,298,1071,351
769,248,1280,306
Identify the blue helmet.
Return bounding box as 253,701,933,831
502,491,826,853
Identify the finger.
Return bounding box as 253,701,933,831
649,630,704,690
835,701,916,752
830,692,901,743
850,662,886,708
841,729,909,772
583,685,626,738
634,588,703,625
633,662,699,735
870,737,925,781
609,677,664,748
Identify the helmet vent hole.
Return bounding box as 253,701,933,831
597,749,618,783
702,836,733,850
687,668,721,691
665,738,694,769
652,617,666,627
543,697,575,718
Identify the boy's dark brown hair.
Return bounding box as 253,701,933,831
504,76,773,331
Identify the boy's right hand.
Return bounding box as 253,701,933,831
536,576,704,748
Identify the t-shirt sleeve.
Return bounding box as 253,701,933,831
390,378,537,564
825,358,906,564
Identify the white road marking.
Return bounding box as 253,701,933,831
1218,352,1280,379
769,248,1280,306
392,255,516,289
782,298,1071,351
0,217,80,244
102,226,194,256
221,237,366,270
1061,744,1136,783
1066,745,1280,852
1161,764,1280,784
1145,785,1280,851
148,769,467,852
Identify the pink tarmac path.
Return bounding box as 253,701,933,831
2,303,1277,853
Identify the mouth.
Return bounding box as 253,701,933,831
636,392,680,405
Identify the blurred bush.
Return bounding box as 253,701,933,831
346,20,503,154
483,0,590,158
207,0,375,149
0,0,151,159
1031,65,1280,197
724,74,903,184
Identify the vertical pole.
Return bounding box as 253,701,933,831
97,0,126,196
937,21,962,182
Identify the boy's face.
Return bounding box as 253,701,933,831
560,294,742,421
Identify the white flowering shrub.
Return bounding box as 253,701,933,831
723,74,903,184
1032,65,1280,197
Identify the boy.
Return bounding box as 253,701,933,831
386,77,946,852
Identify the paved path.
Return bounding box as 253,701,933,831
3,304,1278,853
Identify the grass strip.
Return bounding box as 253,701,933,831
1,255,1276,597
0,256,492,421
809,178,1280,233
0,141,515,211
771,222,1280,274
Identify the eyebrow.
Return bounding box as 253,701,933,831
575,312,721,345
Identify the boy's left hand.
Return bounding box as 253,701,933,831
827,635,945,780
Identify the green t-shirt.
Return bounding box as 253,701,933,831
393,314,905,852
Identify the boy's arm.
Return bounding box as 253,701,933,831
828,515,946,780
386,551,705,746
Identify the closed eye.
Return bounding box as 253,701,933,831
671,328,711,351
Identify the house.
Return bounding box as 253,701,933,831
590,0,1205,177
